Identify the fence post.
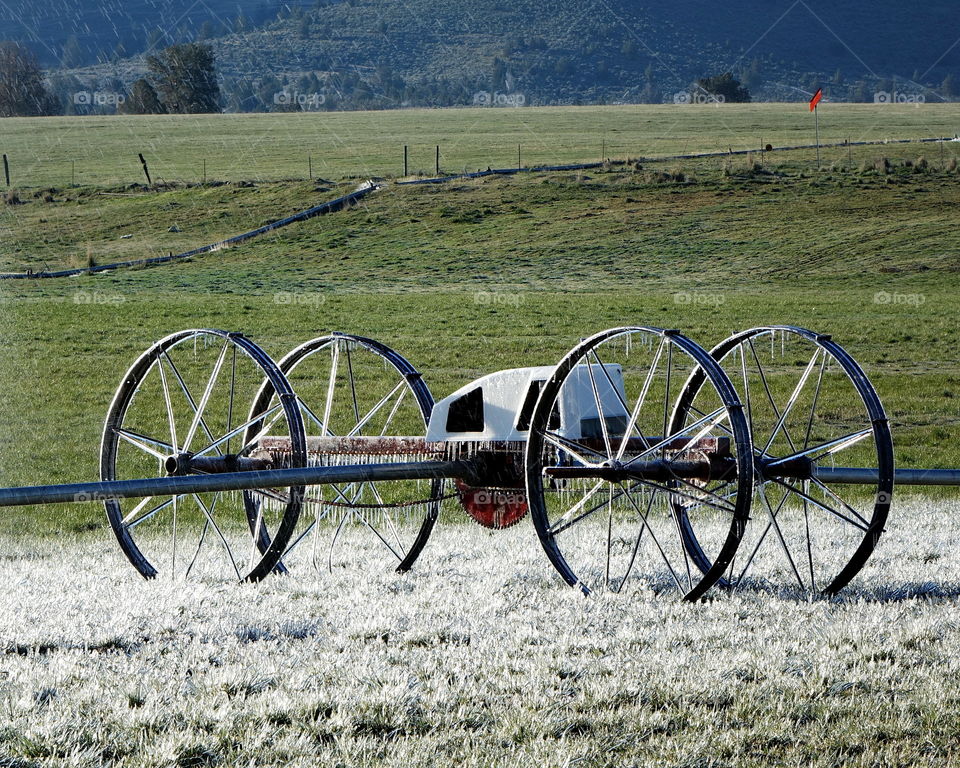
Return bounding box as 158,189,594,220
138,153,152,186
403,145,408,176
435,145,440,175
2,154,9,187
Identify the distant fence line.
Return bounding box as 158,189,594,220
2,135,957,281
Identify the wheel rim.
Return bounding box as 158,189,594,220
100,329,306,582
525,327,753,601
248,333,442,575
674,326,893,596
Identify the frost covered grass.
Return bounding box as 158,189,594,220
2,496,960,767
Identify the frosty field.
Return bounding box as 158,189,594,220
2,496,960,768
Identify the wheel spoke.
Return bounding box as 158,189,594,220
321,340,341,438
747,338,798,455
282,518,317,559
616,337,664,459
761,348,823,456
157,356,179,453
183,340,230,452
192,492,241,579
161,349,222,456
619,483,684,591
235,407,289,457
629,475,737,514
662,342,673,452
733,487,791,586
298,397,334,437
803,352,828,450
585,356,613,459
193,402,284,458
766,428,873,468
610,489,654,592
540,430,605,465
758,484,806,591
769,478,869,531
548,479,607,535
809,476,872,528
347,381,406,437
379,386,408,436
548,481,641,536
226,345,237,453
184,520,209,579
123,495,167,528
740,344,753,441
624,407,728,468
114,428,174,460
345,343,361,429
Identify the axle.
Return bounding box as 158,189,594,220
0,453,958,510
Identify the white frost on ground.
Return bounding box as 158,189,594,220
2,496,960,766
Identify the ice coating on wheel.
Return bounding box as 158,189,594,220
100,329,307,582
674,326,893,596
525,327,754,601
246,333,444,575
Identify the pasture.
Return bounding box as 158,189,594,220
1,103,960,765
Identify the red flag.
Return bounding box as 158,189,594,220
809,88,823,111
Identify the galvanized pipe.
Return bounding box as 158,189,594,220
0,460,476,508
3,462,960,510
815,467,960,486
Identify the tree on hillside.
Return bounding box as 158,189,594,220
696,72,751,103
147,43,221,113
0,42,58,117
122,78,167,114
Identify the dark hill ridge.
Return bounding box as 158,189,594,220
8,0,960,108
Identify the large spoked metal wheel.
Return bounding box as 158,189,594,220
249,333,443,575
525,327,753,601
101,329,307,581
675,326,893,596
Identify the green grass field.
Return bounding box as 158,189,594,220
1,103,958,188
1,102,959,527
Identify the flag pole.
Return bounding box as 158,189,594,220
815,105,821,170
809,88,823,170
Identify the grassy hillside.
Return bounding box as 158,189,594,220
34,0,960,110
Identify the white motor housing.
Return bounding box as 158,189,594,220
426,364,628,443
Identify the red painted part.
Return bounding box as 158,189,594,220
454,480,528,529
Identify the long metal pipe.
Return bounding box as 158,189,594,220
2,462,960,510
816,467,960,486
0,460,475,508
